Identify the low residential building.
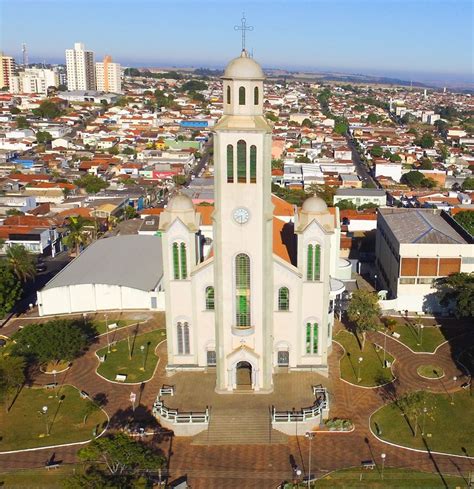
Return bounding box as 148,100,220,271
376,208,474,313
333,188,387,207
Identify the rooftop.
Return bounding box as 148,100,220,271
378,208,469,245
336,188,386,196
42,235,163,291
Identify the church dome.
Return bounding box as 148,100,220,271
223,50,264,80
302,195,328,213
167,193,194,211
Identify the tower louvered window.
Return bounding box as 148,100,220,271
226,85,231,104
237,140,247,183
235,253,251,327
254,86,259,105
250,145,257,183
227,144,234,183
239,86,246,105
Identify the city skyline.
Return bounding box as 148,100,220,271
1,0,473,85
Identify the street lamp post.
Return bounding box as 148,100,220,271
140,344,145,370
52,369,57,397
105,314,110,353
451,376,457,404
383,327,387,368
42,405,49,435
381,453,386,480
305,432,315,487
419,324,424,347
422,406,428,435
374,274,378,291
357,357,363,383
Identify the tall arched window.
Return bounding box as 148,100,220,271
227,144,234,183
237,139,247,183
250,145,257,183
235,253,251,327
177,321,190,354
239,86,246,105
226,85,231,104
172,241,187,280
278,287,289,311
306,243,321,281
305,321,319,354
205,286,215,310
254,86,259,105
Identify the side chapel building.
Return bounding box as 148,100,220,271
159,50,349,392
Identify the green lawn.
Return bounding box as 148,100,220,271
371,390,474,456
382,321,447,353
303,467,466,488
0,466,84,488
335,330,394,387
417,365,444,379
0,386,107,451
96,329,166,383
92,319,137,335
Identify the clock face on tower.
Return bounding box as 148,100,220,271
232,207,250,224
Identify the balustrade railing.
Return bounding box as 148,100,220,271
152,397,209,424
272,384,328,423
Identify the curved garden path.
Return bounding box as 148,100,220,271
0,317,473,488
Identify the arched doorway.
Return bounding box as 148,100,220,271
236,361,252,390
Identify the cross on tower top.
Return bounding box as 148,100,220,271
234,13,253,51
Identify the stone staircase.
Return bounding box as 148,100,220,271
192,407,288,445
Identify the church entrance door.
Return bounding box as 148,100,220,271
235,361,253,390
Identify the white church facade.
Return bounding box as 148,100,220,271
160,50,349,393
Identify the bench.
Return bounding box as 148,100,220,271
361,460,376,469
80,390,89,399
44,383,57,389
461,382,471,390
45,462,61,470
115,374,127,382
159,385,175,396
108,322,118,330
391,332,401,339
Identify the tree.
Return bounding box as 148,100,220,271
295,155,311,163
417,132,435,149
5,245,36,282
306,184,336,206
63,216,91,256
36,131,53,144
437,143,449,160
401,170,425,188
266,112,278,122
301,118,313,128
16,116,30,129
181,80,207,92
367,113,379,124
75,174,109,194
172,174,187,186
453,211,474,235
335,199,357,210
11,319,94,364
122,147,135,156
123,67,141,77
0,355,26,412
78,433,165,477
32,100,62,119
419,157,433,170
123,205,137,220
358,202,379,211
462,177,474,191
370,146,384,158
108,146,119,155
333,117,348,135
63,465,116,489
434,272,474,318
5,208,24,216
272,159,283,170
389,153,401,162
434,119,449,135
0,261,22,318
347,290,381,348
397,391,432,437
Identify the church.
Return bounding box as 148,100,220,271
160,49,349,393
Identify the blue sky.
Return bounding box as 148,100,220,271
1,0,472,83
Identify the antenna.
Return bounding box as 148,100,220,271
22,43,28,67
234,13,254,51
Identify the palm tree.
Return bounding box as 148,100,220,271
5,245,36,282
63,216,91,256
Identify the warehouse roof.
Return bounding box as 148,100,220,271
43,235,163,291
378,208,468,245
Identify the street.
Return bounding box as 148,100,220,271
345,134,379,188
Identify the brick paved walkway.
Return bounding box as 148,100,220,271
0,318,472,488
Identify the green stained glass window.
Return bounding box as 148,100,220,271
239,86,246,105
172,242,180,279
205,286,215,310
306,322,311,354
314,244,321,281
237,140,246,183
313,322,319,353
250,145,257,183
227,144,234,183
235,253,251,327
278,287,289,311
307,245,313,281
180,242,187,279
305,322,319,354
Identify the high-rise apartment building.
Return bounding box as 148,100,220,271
0,52,16,89
95,55,122,93
65,42,95,90
10,68,59,94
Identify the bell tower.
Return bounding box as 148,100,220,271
213,50,274,392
